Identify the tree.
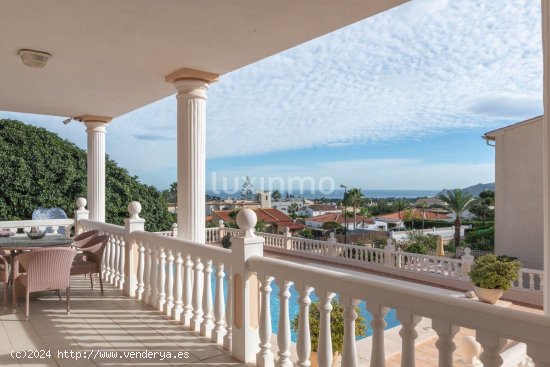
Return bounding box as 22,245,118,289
343,188,363,230
0,119,175,231
438,189,474,248
403,209,414,229
164,182,177,203
271,190,281,201
478,190,495,206
287,202,300,218
359,207,371,218
469,202,493,226
255,219,266,233
300,228,313,239
401,230,438,254
417,200,428,229
241,176,255,200
395,199,409,212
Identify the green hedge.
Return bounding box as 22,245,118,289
0,119,175,231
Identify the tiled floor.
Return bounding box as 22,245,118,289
0,277,243,366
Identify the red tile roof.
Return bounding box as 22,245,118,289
212,208,293,224
308,213,375,224
376,209,450,221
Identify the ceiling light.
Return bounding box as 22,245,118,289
18,49,51,68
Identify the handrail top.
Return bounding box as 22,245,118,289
79,219,125,236
0,218,74,227
394,250,462,263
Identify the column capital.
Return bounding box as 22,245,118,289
77,114,112,123
165,67,219,84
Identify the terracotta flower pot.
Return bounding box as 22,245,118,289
474,286,504,304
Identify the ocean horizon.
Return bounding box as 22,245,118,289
206,189,439,199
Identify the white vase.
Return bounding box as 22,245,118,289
474,286,504,304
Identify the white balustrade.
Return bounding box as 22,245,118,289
75,203,550,367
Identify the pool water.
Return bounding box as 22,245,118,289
213,277,400,342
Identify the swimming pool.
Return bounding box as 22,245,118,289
211,277,400,342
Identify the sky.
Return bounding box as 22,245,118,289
0,0,543,192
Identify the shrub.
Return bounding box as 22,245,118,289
401,230,438,255
465,226,494,251
469,254,521,290
221,233,232,249
291,299,367,355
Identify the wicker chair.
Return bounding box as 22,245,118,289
72,230,99,249
0,254,8,309
71,235,109,294
13,247,77,319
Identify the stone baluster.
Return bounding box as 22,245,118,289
461,247,474,279
223,267,233,352
143,244,151,304
181,254,194,327
277,279,293,367
527,342,550,367
149,247,159,307
318,291,336,367
212,263,226,344
200,260,214,337
105,237,113,282
113,237,120,285
118,237,125,290
342,295,360,367
164,250,174,315
172,251,183,320
157,248,167,311
367,301,390,367
396,309,421,367
257,274,274,367
190,256,204,331
432,319,459,367
476,330,507,367
136,241,145,300
296,285,313,367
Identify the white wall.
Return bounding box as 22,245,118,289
493,117,543,269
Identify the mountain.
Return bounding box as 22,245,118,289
436,183,495,198
0,119,175,231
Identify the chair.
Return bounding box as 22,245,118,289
72,230,99,249
13,247,77,319
0,254,8,308
71,235,109,294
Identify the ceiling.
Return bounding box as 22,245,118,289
0,0,407,119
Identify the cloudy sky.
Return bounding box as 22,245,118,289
1,0,543,192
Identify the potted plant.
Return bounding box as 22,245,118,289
291,299,367,366
468,254,521,304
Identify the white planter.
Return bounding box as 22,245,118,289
474,286,504,304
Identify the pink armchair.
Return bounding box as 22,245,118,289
72,230,99,249
13,247,77,319
71,235,109,294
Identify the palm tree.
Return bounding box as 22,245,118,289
271,190,281,201
417,200,428,229
288,202,300,218
344,188,364,230
438,189,474,248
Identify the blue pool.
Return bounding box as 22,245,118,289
213,277,400,342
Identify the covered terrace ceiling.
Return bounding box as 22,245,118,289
0,0,407,119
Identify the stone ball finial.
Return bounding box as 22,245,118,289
128,201,142,219
459,336,481,365
76,197,87,210
464,247,472,255
330,232,335,239
219,220,225,228
236,208,257,230
171,223,178,229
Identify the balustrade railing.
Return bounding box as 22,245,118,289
73,200,550,366
0,218,73,236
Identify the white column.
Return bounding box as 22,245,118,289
396,309,421,367
212,263,226,344
432,319,459,367
276,279,293,367
81,116,110,222
257,274,274,367
342,295,360,367
542,0,550,315
367,302,389,367
296,285,313,367
318,291,336,367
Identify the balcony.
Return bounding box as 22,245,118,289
1,200,549,366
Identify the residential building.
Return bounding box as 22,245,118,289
211,208,305,234
376,209,451,228
483,116,543,269
297,203,343,217
414,197,448,208
305,213,387,232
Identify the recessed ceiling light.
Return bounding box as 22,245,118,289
18,49,51,68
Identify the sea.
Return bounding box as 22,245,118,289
206,189,439,200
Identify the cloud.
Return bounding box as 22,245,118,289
465,93,542,119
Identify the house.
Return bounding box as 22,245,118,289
375,209,451,228
205,198,261,216
483,116,543,269
211,208,305,234
297,203,343,217
414,197,448,208
305,213,387,232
